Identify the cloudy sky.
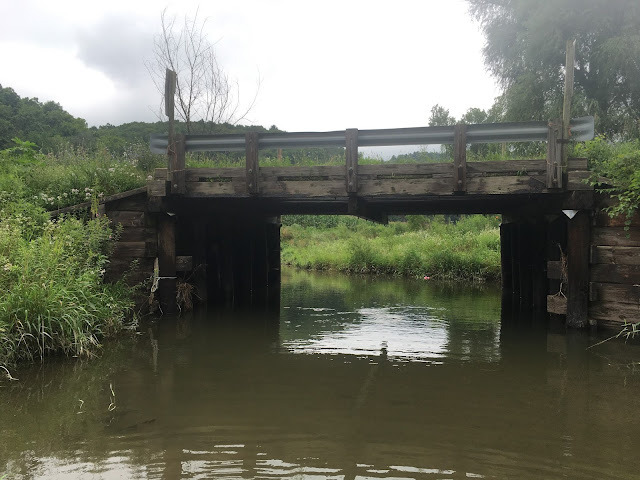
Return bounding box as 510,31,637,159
0,0,500,133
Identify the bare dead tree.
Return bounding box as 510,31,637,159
147,8,259,134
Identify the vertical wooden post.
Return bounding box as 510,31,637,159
170,134,186,194
246,132,259,194
346,128,359,215
563,39,576,143
546,120,563,189
165,69,177,172
158,214,177,314
453,124,467,193
346,129,358,194
566,211,590,328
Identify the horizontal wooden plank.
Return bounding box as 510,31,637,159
567,171,592,191
261,180,346,197
102,187,147,204
186,179,247,196
547,295,567,315
147,180,167,197
591,227,640,247
568,157,588,170
359,177,452,196
468,159,546,175
112,241,157,258
154,168,168,180
589,301,640,326
590,282,640,304
185,168,246,181
359,163,453,177
118,227,157,243
261,165,344,178
466,175,547,194
107,211,145,227
591,246,640,266
591,263,640,284
105,197,147,212
547,260,564,280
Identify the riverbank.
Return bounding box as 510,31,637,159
281,215,501,281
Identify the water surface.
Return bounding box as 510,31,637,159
2,269,640,479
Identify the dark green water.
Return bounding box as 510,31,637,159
2,269,640,479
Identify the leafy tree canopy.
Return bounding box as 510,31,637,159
467,0,640,139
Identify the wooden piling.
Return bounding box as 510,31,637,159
566,211,590,327
157,214,177,313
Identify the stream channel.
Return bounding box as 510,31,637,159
2,268,640,479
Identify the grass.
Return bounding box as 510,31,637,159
281,215,501,282
0,197,135,369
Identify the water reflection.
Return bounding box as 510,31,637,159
2,269,640,479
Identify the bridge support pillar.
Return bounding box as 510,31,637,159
157,213,177,314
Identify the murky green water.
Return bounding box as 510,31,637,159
2,269,640,479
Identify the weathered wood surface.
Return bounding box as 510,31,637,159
453,124,467,193
590,282,640,304
591,227,640,247
547,295,567,315
148,158,591,199
589,301,640,326
591,246,640,266
107,211,145,227
567,212,590,327
345,129,358,194
112,241,157,258
591,264,640,284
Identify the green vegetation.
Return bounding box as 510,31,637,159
575,138,640,222
0,144,137,370
281,215,501,282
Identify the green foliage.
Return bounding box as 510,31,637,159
0,209,135,368
577,138,640,221
281,215,501,281
466,0,640,139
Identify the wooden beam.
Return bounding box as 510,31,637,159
566,211,590,327
453,124,467,193
246,132,259,194
345,128,358,194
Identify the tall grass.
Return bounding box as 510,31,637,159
0,200,135,368
281,215,501,281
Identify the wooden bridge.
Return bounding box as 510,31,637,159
85,108,640,332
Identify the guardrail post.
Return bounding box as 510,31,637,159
170,134,186,194
546,120,563,189
246,132,259,194
346,128,358,215
453,124,467,193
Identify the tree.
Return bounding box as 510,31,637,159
467,0,640,139
147,9,259,135
428,104,456,127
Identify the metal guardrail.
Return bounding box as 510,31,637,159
150,117,594,154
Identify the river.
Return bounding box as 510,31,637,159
2,269,640,479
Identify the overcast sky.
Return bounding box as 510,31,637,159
0,0,500,134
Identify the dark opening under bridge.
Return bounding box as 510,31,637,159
80,111,640,332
